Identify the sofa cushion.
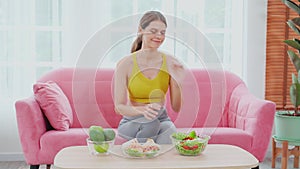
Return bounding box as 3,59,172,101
33,81,73,130
39,128,89,164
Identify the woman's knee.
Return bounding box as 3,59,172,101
118,121,140,139
140,119,160,132
160,121,176,132
154,121,176,144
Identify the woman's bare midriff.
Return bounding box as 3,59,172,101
130,101,165,107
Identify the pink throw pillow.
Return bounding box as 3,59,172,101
33,81,73,130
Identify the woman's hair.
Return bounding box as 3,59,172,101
131,11,167,53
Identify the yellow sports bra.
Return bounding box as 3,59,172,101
128,53,170,103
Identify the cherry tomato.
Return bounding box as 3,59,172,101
182,145,190,150
192,145,199,149
183,137,193,140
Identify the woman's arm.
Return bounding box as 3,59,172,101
167,56,186,113
113,57,160,119
169,77,182,112
113,57,139,116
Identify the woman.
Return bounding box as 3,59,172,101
114,11,185,144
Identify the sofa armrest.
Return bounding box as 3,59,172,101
229,84,276,161
15,96,47,163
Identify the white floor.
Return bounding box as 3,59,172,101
259,139,300,169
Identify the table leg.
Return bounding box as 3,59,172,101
271,137,276,168
294,146,299,168
281,141,288,169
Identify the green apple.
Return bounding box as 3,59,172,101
94,143,109,153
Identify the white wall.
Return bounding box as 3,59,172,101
244,0,267,99
0,0,268,161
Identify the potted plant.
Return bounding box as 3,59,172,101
275,0,300,144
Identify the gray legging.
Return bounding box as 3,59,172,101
117,108,176,144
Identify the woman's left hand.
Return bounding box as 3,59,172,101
140,103,162,120
168,58,186,84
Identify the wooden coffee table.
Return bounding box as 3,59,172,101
54,144,258,169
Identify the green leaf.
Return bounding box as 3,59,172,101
287,50,300,72
295,38,300,45
287,20,300,36
284,39,300,50
290,83,300,107
292,17,300,27
283,0,300,15
188,131,197,139
292,73,298,83
298,70,300,82
172,132,188,140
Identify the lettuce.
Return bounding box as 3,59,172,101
125,148,144,157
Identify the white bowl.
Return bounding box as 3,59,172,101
121,139,161,158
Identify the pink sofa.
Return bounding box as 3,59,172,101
15,67,275,168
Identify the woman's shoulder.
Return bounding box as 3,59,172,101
115,54,134,77
161,52,182,66
116,54,133,68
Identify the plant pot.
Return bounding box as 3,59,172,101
274,111,300,145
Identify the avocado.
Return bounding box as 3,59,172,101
89,126,105,142
103,129,116,141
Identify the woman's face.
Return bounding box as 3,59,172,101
140,20,166,50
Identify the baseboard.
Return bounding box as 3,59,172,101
0,153,25,161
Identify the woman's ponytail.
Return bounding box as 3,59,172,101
131,35,142,53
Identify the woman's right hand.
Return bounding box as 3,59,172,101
139,103,162,120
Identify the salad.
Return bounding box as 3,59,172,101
122,138,160,158
171,131,210,156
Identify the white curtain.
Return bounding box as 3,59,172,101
0,0,245,153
